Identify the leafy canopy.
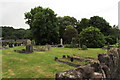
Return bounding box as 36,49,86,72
25,6,59,45
80,26,106,48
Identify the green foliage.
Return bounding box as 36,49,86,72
24,30,33,39
1,26,32,39
2,27,14,39
81,45,87,50
31,40,35,45
71,38,77,44
118,40,120,48
116,40,120,48
64,44,78,48
63,25,78,44
76,18,89,33
57,16,77,39
80,26,106,48
104,36,116,45
108,26,120,44
25,6,59,45
89,16,111,36
65,38,79,48
12,29,26,39
76,16,111,36
109,26,120,38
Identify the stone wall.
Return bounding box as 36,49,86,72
56,48,120,79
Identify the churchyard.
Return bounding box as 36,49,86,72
1,4,120,79
2,44,106,78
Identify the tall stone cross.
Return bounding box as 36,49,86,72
60,38,63,45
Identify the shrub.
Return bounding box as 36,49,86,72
81,45,87,50
80,26,106,48
104,36,116,45
116,40,120,48
32,40,35,45
64,44,78,48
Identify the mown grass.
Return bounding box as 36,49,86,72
2,46,106,78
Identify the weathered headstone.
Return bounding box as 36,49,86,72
26,45,33,53
26,40,33,53
26,39,32,45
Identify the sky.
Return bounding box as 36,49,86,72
0,0,120,29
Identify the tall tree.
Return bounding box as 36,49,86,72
25,6,59,45
2,26,14,39
89,16,111,35
63,25,78,44
57,16,77,39
76,18,89,33
109,25,120,43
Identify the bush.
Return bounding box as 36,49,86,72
105,36,116,45
80,26,106,48
81,45,87,50
64,44,78,48
116,40,120,48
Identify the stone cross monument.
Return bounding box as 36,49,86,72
60,38,63,45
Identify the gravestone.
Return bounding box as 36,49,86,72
14,39,33,54
26,45,33,53
9,43,13,48
54,57,58,61
26,40,33,53
70,57,74,62
14,43,17,46
58,38,63,47
26,40,32,45
62,55,66,58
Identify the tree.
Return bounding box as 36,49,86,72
76,18,89,33
13,29,26,39
89,16,111,36
80,26,106,48
2,26,14,39
109,25,120,42
24,29,33,39
1,26,32,40
25,6,59,45
63,25,78,44
57,16,77,39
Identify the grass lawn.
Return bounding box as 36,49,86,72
2,46,106,78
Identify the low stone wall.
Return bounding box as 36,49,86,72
56,48,120,79
57,59,81,67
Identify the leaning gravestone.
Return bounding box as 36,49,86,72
26,40,33,53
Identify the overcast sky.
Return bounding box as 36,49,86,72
0,0,120,29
